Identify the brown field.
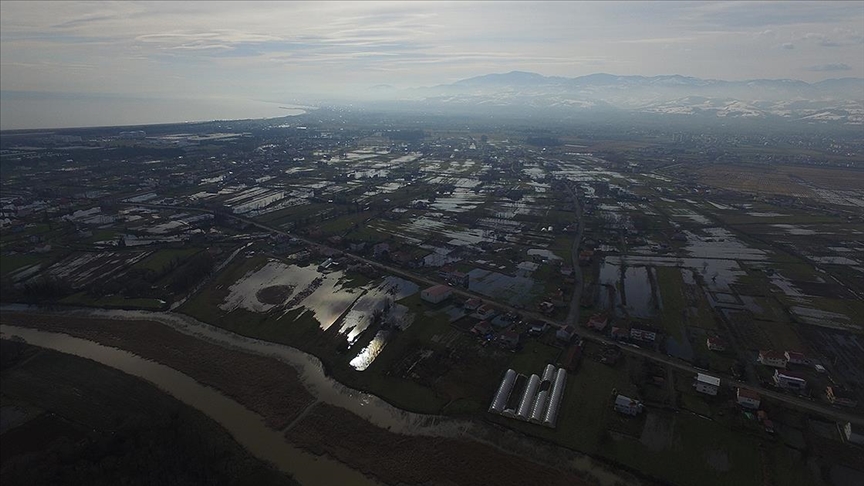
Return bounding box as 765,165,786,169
0,313,315,429
691,164,864,197
286,403,590,486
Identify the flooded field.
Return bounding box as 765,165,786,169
219,259,418,356
597,262,660,318
467,268,539,306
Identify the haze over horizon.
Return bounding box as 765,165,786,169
2,1,863,130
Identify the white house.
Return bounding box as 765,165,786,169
694,373,721,396
420,284,452,304
758,350,788,368
613,395,644,416
784,351,809,366
706,336,726,352
736,388,761,409
774,370,807,392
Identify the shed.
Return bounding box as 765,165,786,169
420,284,452,304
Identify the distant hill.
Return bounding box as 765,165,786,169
368,71,864,125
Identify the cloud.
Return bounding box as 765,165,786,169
803,31,864,47
806,63,852,72
781,43,795,50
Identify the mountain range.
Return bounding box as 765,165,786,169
362,71,864,124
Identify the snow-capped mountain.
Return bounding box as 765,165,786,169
368,71,864,124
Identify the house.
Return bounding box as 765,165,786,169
420,285,452,304
826,386,858,408
707,336,726,352
471,320,493,337
613,395,644,416
439,265,469,287
372,242,390,259
773,370,807,392
784,351,809,366
556,325,577,344
630,326,658,343
472,304,498,321
694,373,721,396
463,298,483,311
586,314,608,332
736,388,761,409
609,326,629,341
527,320,548,336
498,328,521,349
842,422,864,446
758,350,788,368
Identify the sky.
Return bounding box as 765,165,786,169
1,1,863,129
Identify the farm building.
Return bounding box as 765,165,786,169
784,351,809,366
758,350,788,368
420,284,452,304
826,386,858,408
559,343,583,372
842,422,864,446
773,370,807,392
613,395,644,416
543,368,567,428
706,336,726,352
489,365,567,429
694,373,721,396
736,388,761,409
489,369,517,413
517,374,541,420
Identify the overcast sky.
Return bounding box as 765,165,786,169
2,1,863,129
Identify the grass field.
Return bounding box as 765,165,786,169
59,292,166,310
131,247,202,272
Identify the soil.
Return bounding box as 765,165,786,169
0,313,315,430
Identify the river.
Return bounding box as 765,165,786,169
0,324,378,486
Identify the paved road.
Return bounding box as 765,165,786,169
123,202,864,426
